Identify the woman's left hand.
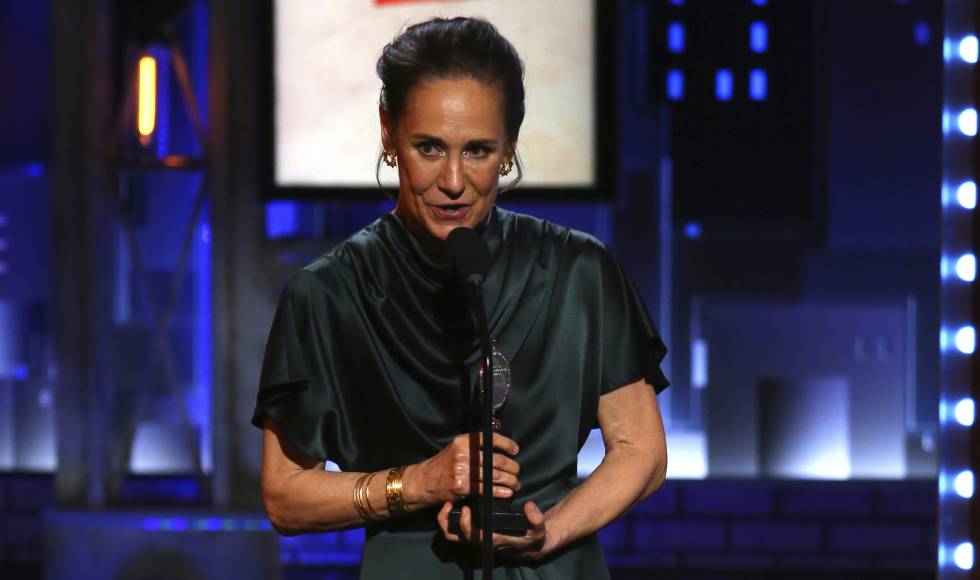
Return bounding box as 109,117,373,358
436,500,563,561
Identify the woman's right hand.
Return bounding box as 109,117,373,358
402,432,522,509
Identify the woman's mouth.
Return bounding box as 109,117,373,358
429,203,471,220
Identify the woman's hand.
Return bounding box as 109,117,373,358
402,432,521,510
435,500,564,561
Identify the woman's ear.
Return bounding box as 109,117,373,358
379,106,394,152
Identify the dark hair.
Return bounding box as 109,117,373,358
375,17,526,193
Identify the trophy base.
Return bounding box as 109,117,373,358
448,497,530,536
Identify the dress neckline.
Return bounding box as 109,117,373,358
379,206,505,285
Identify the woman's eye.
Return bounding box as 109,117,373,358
417,143,441,157
465,146,490,158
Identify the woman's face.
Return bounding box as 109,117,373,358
381,77,514,247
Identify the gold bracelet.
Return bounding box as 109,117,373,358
352,473,369,521
362,470,383,521
385,466,407,516
352,473,375,522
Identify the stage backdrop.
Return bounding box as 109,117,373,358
272,0,596,190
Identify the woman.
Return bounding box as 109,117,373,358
253,16,669,579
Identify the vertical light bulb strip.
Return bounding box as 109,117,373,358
940,1,976,577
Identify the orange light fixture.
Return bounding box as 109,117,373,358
137,55,157,145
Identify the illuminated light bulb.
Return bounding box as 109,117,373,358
750,22,768,53
749,69,767,101
957,108,977,136
138,55,157,144
954,398,975,426
953,542,974,571
667,70,684,101
960,35,979,63
668,22,685,53
953,470,974,498
955,254,976,282
957,181,977,209
954,326,976,354
716,69,733,101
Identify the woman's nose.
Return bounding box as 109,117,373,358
437,155,465,198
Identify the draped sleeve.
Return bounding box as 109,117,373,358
594,243,670,396
250,268,352,463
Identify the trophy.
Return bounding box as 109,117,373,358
448,340,530,536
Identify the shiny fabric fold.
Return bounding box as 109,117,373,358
250,206,669,579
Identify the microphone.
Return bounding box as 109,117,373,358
446,227,490,286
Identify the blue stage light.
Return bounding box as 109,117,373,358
684,221,702,238
957,181,977,209
691,338,707,387
954,542,974,570
716,69,733,101
960,35,979,63
913,22,931,47
751,0,768,5
24,163,43,178
749,69,767,101
667,69,684,101
266,201,300,239
954,398,975,426
750,22,768,53
12,365,28,380
669,0,684,5
953,470,974,498
668,22,685,53
955,253,976,282
957,108,977,136
954,326,976,354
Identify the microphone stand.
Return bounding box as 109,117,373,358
448,227,527,573
463,277,495,578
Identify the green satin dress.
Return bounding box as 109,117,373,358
251,206,669,579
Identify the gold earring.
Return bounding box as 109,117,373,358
382,150,398,168
499,157,513,176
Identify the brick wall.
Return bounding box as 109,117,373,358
602,479,936,577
